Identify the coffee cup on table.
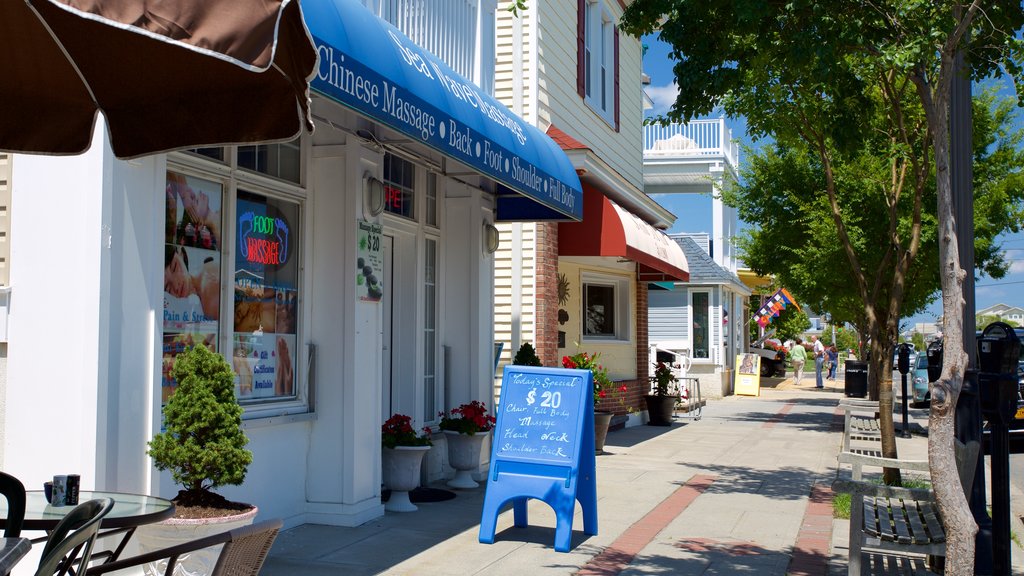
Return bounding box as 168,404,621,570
51,475,68,506
43,481,53,503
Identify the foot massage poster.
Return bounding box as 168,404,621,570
233,191,299,400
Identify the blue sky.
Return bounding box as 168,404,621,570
640,35,1024,329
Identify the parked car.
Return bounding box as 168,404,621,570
911,353,929,407
749,337,787,378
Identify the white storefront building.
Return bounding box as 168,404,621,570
2,0,581,529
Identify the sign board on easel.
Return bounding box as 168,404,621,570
478,365,598,552
735,353,761,396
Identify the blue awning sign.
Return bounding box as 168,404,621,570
304,0,583,221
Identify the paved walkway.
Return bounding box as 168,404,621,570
262,376,1024,575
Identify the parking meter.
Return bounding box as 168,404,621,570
978,323,1020,426
926,339,943,383
897,343,911,374
895,343,913,437
977,322,1021,576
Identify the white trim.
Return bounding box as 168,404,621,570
582,0,615,127
689,289,712,361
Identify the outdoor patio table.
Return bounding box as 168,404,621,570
0,490,174,566
0,537,30,574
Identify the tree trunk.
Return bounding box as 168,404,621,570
912,31,978,571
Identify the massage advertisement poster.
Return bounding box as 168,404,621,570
233,191,299,400
233,332,296,399
357,220,384,302
162,171,224,401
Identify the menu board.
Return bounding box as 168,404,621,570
495,370,585,463
734,353,761,396
480,365,598,553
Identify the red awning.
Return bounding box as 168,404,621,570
559,191,689,282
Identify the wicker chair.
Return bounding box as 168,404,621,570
85,518,282,576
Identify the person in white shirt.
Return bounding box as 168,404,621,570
811,335,826,388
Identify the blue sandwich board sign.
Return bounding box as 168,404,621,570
478,365,598,552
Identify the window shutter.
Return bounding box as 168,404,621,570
577,0,586,97
613,26,620,131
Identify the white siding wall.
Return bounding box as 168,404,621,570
648,288,689,345
493,222,538,374
532,0,645,190
495,0,533,118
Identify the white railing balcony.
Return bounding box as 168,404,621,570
643,119,740,170
364,0,496,94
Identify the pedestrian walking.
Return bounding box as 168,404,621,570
827,345,838,380
789,338,808,386
812,335,825,388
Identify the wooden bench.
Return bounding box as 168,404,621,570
833,444,977,575
838,398,883,480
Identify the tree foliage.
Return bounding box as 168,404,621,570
621,2,1024,572
148,344,252,498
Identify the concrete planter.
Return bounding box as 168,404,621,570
594,411,613,454
382,445,431,512
135,504,257,576
444,430,487,488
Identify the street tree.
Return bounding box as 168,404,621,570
620,2,1024,572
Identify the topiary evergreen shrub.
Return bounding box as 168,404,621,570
148,344,253,509
512,342,542,366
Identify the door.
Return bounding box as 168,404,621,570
381,234,394,421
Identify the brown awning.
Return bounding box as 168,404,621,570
0,0,317,159
559,189,689,282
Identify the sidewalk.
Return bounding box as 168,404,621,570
262,377,1024,575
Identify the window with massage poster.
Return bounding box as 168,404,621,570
162,171,223,401
233,190,300,401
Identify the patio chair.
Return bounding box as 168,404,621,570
0,472,26,538
85,518,282,576
36,498,114,576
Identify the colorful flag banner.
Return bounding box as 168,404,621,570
752,288,801,329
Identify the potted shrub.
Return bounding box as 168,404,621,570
438,401,495,488
562,351,622,453
381,413,433,512
645,362,678,426
141,343,255,575
512,342,542,366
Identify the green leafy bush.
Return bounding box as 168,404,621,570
148,344,252,504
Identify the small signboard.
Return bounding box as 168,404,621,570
735,353,761,396
479,365,598,552
356,220,383,302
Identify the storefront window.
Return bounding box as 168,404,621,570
383,153,415,219
426,173,437,227
238,140,302,184
186,147,225,162
232,190,301,401
162,171,223,402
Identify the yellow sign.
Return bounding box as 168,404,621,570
735,353,761,396
1015,406,1024,421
